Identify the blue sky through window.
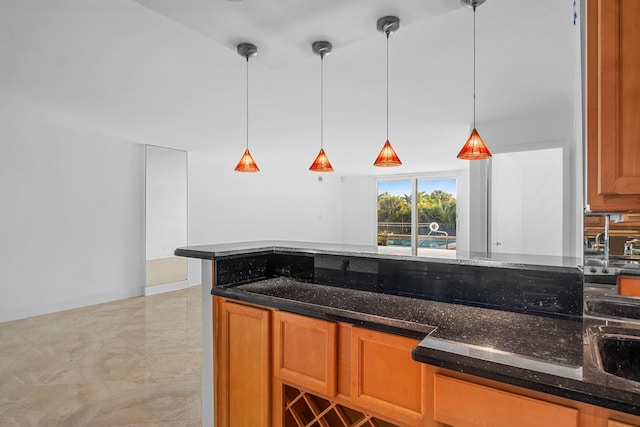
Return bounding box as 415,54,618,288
418,179,457,198
378,181,411,197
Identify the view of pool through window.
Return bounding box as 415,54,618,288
377,178,457,257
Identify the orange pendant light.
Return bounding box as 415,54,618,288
235,148,260,172
309,41,334,172
374,140,402,166
234,43,260,172
309,148,333,172
374,16,402,167
458,0,491,160
457,128,491,159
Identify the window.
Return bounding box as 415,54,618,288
377,180,412,256
416,179,457,256
377,178,457,257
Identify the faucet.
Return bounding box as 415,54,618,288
593,214,611,260
603,214,610,260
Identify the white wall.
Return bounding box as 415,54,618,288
469,110,581,258
145,146,187,260
187,150,345,284
338,110,579,259
491,148,564,256
465,0,584,259
340,176,377,246
0,120,145,322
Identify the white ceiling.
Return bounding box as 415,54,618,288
0,0,578,175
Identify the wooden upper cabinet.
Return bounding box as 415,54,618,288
273,310,337,396
587,0,640,212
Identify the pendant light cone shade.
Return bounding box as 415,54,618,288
235,42,260,172
458,0,491,160
235,148,260,172
309,148,333,172
310,41,334,173
374,140,402,166
374,16,401,167
457,128,491,159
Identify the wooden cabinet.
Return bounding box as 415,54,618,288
586,0,640,212
610,421,640,427
213,298,640,427
273,310,337,396
433,374,579,427
618,275,640,296
215,298,271,426
351,327,427,427
272,313,425,426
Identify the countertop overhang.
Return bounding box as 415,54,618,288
174,240,582,272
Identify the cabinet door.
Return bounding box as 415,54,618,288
217,299,271,427
273,310,337,396
587,0,640,211
433,374,578,427
351,327,426,427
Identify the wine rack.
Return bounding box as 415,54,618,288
283,384,400,427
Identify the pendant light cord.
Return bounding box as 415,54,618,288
473,3,477,128
386,30,390,141
246,56,249,150
320,53,324,149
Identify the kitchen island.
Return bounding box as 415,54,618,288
176,241,640,426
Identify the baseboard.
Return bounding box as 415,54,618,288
0,289,143,323
143,280,189,296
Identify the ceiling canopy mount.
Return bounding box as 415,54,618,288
460,0,487,10
236,42,258,59
312,41,332,57
376,16,400,35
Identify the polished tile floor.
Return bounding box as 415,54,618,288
0,286,202,426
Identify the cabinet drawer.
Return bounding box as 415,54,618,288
618,275,640,297
273,310,337,396
351,327,426,427
434,374,578,427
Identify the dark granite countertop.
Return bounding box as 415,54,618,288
175,240,582,271
212,276,640,417
176,241,378,260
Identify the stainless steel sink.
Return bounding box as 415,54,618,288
588,326,640,382
585,256,640,269
585,298,640,321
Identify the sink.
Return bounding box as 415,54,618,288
585,256,640,269
589,326,640,382
585,299,640,321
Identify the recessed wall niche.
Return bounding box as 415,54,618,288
145,145,188,295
